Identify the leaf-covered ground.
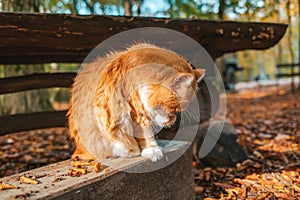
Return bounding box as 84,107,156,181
1,85,300,199
0,128,74,177
195,86,300,199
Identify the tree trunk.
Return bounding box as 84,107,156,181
298,0,300,68
136,0,142,16
286,0,295,63
218,0,225,20
72,0,80,14
123,0,132,16
286,0,296,90
82,0,94,14
277,10,283,64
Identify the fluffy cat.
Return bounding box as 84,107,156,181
68,43,205,162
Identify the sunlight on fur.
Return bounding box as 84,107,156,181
68,43,205,162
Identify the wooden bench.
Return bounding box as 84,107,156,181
276,63,300,90
0,12,287,199
0,12,287,135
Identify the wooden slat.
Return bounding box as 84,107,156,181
276,63,300,78
276,63,300,67
0,73,76,94
276,73,300,77
0,110,67,136
0,12,288,63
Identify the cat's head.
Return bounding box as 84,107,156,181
139,69,205,127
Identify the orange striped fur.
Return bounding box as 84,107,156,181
68,43,205,161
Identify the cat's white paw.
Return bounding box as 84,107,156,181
141,146,163,162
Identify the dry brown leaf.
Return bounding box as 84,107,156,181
71,161,91,168
213,182,235,189
239,186,248,199
192,161,198,168
91,161,101,173
68,168,80,177
20,176,39,184
68,167,87,177
245,173,259,180
292,184,300,192
274,192,294,200
281,174,293,183
74,167,87,174
234,178,256,186
259,179,275,188
273,183,286,191
225,188,240,198
194,186,204,194
0,182,18,190
257,192,270,200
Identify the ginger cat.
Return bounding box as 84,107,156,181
68,43,205,162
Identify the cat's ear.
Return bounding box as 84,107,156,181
174,73,194,86
193,69,206,82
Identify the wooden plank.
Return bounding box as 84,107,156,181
276,63,300,78
0,73,76,95
276,73,300,77
0,12,288,63
0,110,67,136
0,140,194,200
276,63,300,67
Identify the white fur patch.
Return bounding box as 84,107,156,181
139,86,151,112
183,76,194,86
112,142,128,157
141,146,163,162
155,114,168,126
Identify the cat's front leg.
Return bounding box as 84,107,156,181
136,128,163,162
112,139,140,158
141,145,163,162
110,131,141,158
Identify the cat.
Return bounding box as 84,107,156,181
67,43,205,162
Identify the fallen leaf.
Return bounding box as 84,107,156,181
194,186,204,194
273,183,286,190
0,182,18,190
20,176,39,184
68,167,87,177
292,184,300,192
71,161,91,168
91,161,101,173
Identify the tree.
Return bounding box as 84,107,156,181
123,0,132,16
218,0,225,19
286,0,295,63
0,0,46,12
